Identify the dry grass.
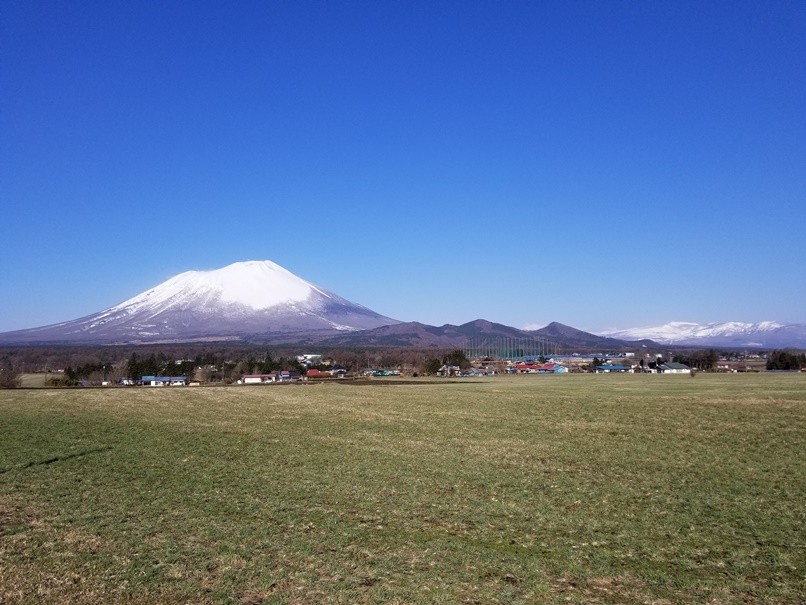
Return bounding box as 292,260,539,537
1,373,805,603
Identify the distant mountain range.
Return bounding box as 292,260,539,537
0,261,803,350
315,319,658,350
600,321,806,349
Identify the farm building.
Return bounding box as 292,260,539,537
659,362,690,374
512,362,567,374
437,364,461,377
241,374,277,384
141,376,187,386
595,365,632,373
296,354,322,365
372,369,401,376
468,365,496,376
277,370,302,382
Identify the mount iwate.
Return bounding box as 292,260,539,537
0,261,400,344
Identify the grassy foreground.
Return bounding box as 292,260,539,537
1,374,804,604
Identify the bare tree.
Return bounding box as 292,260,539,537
0,357,21,388
193,365,214,383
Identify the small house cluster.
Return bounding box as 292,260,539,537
112,352,698,387
591,361,692,373
307,366,347,378
437,364,497,377
141,375,188,386
239,370,302,384
368,369,401,377
509,362,568,374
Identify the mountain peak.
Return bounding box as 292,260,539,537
111,260,328,314
0,260,399,344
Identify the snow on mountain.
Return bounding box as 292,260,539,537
107,260,329,315
600,321,806,348
0,261,400,344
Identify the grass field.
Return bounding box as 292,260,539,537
1,374,804,604
17,373,55,388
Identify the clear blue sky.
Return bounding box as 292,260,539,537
1,0,804,334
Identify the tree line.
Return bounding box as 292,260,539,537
2,345,803,388
672,349,719,371
766,350,806,371
0,345,476,386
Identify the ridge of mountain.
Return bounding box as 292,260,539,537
318,319,653,350
528,322,659,350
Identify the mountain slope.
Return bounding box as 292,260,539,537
528,322,658,350
318,319,531,348
0,261,399,344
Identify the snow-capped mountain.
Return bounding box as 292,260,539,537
600,321,806,349
0,261,400,344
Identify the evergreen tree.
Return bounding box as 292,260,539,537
444,349,470,370
767,350,806,370
424,358,442,375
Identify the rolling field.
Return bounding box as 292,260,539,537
1,374,804,604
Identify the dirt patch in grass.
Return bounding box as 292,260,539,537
551,574,675,604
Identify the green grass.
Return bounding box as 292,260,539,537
1,374,804,604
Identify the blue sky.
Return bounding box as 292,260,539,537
1,0,804,334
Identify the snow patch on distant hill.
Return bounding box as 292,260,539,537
521,323,547,331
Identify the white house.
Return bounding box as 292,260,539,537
241,374,277,384
595,365,632,373
296,354,322,365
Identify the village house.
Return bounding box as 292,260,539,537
595,365,632,373
511,362,568,374
372,369,401,376
296,354,322,366
277,370,302,382
241,373,277,384
306,369,329,378
659,362,691,374
468,365,496,376
437,364,461,377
